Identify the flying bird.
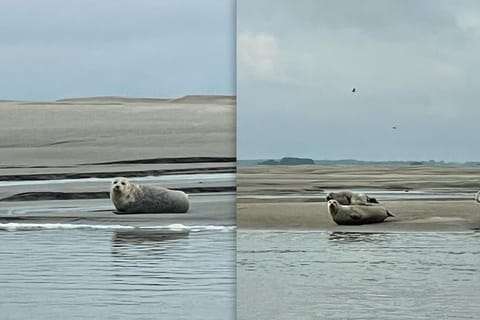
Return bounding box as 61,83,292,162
392,126,397,130
352,88,356,93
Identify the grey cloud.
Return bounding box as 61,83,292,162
238,0,480,161
238,0,477,50
0,0,234,100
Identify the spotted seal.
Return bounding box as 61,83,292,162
326,199,394,225
110,177,189,214
326,190,378,205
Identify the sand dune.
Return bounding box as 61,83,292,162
0,95,236,106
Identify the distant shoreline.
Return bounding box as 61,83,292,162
238,159,480,166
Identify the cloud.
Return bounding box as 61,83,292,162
239,27,466,93
237,0,480,161
0,0,234,100
238,33,278,80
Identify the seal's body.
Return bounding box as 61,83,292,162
110,177,189,213
327,199,394,225
475,191,480,203
326,190,378,205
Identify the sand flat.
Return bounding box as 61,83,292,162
0,96,236,224
0,193,235,227
0,96,235,170
237,164,480,231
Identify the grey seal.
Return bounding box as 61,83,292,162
327,199,394,225
110,177,189,214
326,190,378,205
476,191,480,203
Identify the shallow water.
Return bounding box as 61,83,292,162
0,227,235,320
0,173,235,188
238,188,476,200
237,230,480,320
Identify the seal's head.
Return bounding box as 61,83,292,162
111,177,130,194
326,192,334,201
327,199,340,216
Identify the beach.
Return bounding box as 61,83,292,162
0,95,235,167
0,96,236,320
237,164,480,231
0,95,236,224
237,164,480,320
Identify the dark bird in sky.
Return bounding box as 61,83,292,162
392,126,397,130
352,88,356,93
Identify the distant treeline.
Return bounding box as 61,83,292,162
237,158,480,166
258,157,314,165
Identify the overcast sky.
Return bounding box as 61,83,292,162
237,0,480,162
0,0,234,100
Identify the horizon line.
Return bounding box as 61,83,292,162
0,94,236,103
237,158,480,164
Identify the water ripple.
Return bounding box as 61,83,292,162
238,230,480,320
0,229,235,320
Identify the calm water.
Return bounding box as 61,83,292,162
238,188,476,201
0,227,235,320
238,230,480,320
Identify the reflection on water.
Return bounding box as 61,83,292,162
238,230,480,320
0,228,235,320
110,229,190,260
328,231,391,243
113,229,190,244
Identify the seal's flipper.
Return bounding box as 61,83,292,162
346,195,352,205
367,196,379,204
386,210,395,217
350,212,362,220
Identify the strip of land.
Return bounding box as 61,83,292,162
0,96,236,225
237,164,480,231
0,193,236,227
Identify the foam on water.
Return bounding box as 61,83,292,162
0,222,235,232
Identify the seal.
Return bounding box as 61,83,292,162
326,190,378,205
110,177,189,214
475,191,480,203
326,199,394,225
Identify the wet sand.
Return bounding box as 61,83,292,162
237,164,480,231
0,95,235,169
0,193,235,227
0,96,235,224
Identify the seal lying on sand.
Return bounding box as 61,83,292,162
475,191,480,203
110,177,189,214
327,199,394,225
326,190,378,205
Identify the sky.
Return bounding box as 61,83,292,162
0,0,234,100
237,0,480,162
